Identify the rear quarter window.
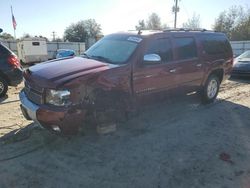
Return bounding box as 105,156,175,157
200,34,231,55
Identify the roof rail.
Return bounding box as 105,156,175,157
163,28,215,32
128,29,162,35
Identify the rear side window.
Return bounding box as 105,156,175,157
201,35,231,55
146,38,173,63
174,37,197,60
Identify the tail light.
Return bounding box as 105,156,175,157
8,54,21,68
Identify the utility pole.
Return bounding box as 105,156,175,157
52,31,56,41
172,0,180,28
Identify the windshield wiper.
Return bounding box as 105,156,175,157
90,55,113,63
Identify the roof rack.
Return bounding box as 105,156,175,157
163,28,215,32
128,29,162,35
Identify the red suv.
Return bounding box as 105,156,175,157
19,29,233,134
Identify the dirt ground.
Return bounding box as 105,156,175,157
0,78,250,188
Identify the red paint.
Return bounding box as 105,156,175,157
20,31,233,134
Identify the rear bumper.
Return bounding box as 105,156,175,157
19,90,86,134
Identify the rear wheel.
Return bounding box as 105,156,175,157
0,77,8,98
201,74,220,104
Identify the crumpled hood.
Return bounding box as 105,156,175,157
25,57,111,88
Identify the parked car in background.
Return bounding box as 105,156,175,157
19,29,233,134
56,49,75,59
231,50,250,77
0,43,23,97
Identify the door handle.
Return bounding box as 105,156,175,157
169,69,176,73
196,63,202,67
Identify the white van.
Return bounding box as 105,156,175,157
17,37,48,64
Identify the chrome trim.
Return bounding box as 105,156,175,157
19,90,42,126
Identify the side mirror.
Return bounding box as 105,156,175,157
143,54,161,65
0,28,2,33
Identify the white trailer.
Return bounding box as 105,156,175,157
17,37,48,64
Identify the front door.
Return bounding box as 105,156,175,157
133,37,182,96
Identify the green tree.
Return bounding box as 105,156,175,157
0,32,14,40
84,19,102,38
64,19,102,42
183,13,201,29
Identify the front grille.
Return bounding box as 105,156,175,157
24,81,44,105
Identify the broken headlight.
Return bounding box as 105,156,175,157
45,89,71,106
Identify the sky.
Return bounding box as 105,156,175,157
0,0,249,40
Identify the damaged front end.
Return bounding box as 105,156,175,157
20,76,131,135
19,85,87,135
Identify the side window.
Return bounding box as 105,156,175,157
201,35,231,55
174,37,197,60
145,38,173,63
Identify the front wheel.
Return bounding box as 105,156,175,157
0,77,8,98
201,75,220,104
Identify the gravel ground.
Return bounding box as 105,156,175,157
0,78,249,188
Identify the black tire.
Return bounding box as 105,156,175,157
201,74,220,104
0,77,8,98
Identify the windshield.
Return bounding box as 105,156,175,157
238,50,250,59
83,35,141,64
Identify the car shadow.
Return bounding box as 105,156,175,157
0,95,8,103
0,98,20,105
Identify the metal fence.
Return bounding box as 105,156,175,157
0,39,85,59
47,42,85,59
230,41,250,56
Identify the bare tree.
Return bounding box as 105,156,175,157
213,5,249,40
182,13,201,29
135,13,166,30
135,20,146,30
147,13,162,30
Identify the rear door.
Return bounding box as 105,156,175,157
172,36,204,90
